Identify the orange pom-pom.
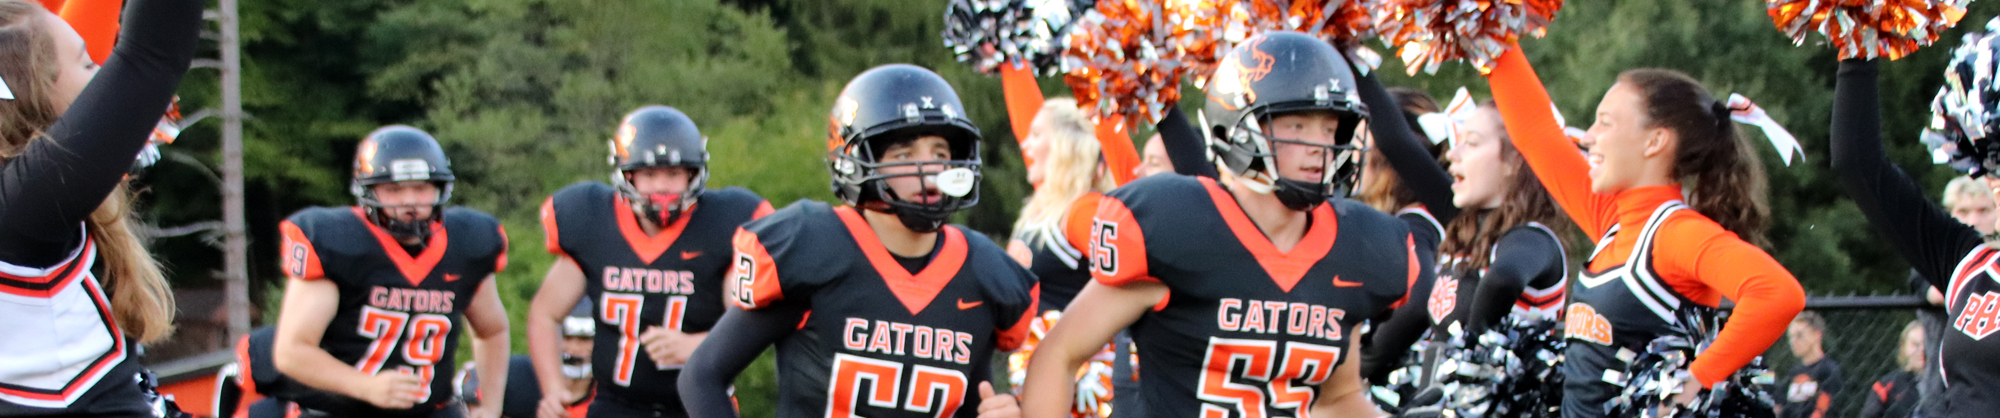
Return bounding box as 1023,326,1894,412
1062,0,1227,128
1205,0,1387,74
1375,0,1565,75
1768,0,1970,60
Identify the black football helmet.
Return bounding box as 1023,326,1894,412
1200,31,1369,211
826,64,983,232
350,125,455,242
609,106,708,226
560,299,595,379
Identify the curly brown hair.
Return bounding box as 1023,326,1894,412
1439,104,1571,271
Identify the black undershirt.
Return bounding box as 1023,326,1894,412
891,234,943,275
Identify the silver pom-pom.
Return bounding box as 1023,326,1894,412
942,0,1095,75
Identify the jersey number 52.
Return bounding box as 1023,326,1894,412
827,353,968,418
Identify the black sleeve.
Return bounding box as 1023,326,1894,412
1909,270,1933,294
0,0,203,267
1362,269,1435,384
1465,228,1564,335
1157,107,1219,179
1354,68,1460,223
1402,212,1441,276
678,305,806,418
1827,59,1987,289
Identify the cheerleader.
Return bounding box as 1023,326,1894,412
0,0,201,415
1487,43,1805,416
1827,27,2000,414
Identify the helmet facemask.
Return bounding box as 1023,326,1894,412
832,130,983,232
352,180,453,243
612,165,708,227
1210,107,1368,211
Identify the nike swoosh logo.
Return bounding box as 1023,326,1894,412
680,251,701,260
444,274,461,282
1331,275,1362,288
956,299,983,310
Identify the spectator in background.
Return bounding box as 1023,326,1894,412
458,301,597,418
1861,321,1926,418
1909,176,1993,417
1134,133,1175,178
1780,312,1844,418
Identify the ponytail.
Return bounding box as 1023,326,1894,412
90,182,176,343
1619,69,1770,247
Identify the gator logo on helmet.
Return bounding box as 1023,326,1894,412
1207,37,1275,111
355,140,380,175
614,121,638,160
828,96,861,152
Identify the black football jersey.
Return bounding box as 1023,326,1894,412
277,206,508,417
732,201,1038,418
539,182,769,409
1090,175,1418,417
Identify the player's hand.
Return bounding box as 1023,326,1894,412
1657,377,1702,416
354,372,426,410
537,388,574,418
976,382,1021,418
468,404,503,418
640,327,706,367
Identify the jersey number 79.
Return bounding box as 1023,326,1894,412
355,306,451,400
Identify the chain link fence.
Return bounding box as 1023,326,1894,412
1750,294,1933,417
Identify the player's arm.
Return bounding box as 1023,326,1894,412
678,305,804,418
528,256,588,408
1311,336,1388,417
272,277,425,409
1019,280,1162,418
462,275,510,418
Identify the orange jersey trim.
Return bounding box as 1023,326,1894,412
1198,177,1338,292
995,283,1041,352
752,200,775,219
1062,193,1106,254
1089,196,1153,286
730,227,783,310
350,207,449,287
833,207,969,315
278,221,325,281
612,195,694,265
540,196,565,257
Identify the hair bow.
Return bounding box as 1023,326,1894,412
1417,87,1477,146
1727,94,1804,166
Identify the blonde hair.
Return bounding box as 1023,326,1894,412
1943,176,1993,209
1014,98,1115,236
1900,320,1925,372
0,1,174,343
